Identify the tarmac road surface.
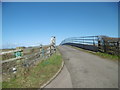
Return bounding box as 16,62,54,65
45,45,118,88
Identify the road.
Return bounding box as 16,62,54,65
45,45,118,88
45,65,73,88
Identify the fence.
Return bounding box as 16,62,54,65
2,44,56,81
60,35,120,55
98,36,120,55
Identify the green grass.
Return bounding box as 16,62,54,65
0,82,2,90
2,50,62,88
94,52,118,60
68,45,118,61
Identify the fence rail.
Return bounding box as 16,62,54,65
0,49,22,55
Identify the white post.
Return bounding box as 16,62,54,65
40,44,42,56
50,36,56,45
50,36,56,53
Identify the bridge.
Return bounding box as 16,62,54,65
45,35,119,88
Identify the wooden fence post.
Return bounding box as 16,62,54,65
98,40,101,52
98,40,100,47
103,40,106,53
117,41,119,56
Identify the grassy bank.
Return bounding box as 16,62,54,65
2,49,62,88
68,45,118,61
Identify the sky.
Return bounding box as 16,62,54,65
2,2,118,49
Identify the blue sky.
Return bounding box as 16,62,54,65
2,2,118,48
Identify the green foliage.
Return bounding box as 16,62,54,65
95,52,118,60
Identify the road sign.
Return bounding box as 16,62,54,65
14,51,22,57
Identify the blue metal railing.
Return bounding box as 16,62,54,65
60,36,99,45
60,36,99,52
60,35,119,54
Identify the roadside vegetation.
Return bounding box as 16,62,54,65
2,49,62,88
68,45,118,61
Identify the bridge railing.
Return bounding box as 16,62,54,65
60,35,120,55
60,36,99,52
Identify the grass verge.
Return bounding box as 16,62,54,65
2,49,62,88
68,45,118,61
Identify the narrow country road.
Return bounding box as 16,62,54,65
45,45,118,88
